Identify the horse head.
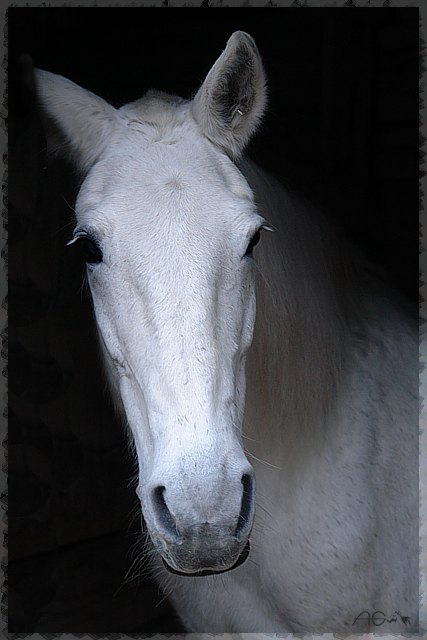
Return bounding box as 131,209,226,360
35,32,268,576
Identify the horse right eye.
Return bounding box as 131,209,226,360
76,236,103,264
244,230,261,257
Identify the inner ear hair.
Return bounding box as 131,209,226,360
214,45,256,128
192,31,267,160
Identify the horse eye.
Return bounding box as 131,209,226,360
245,230,261,257
75,236,103,264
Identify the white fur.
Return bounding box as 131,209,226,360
35,69,118,171
35,32,418,633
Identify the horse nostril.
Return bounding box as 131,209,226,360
151,486,180,542
235,473,255,538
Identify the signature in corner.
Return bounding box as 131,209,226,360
352,610,411,627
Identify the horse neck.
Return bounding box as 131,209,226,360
240,160,355,466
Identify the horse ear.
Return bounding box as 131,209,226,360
191,31,267,159
34,68,118,171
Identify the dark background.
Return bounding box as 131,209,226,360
8,7,419,633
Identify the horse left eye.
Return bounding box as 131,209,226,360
76,236,103,264
245,230,261,257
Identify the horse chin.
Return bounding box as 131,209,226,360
161,539,251,577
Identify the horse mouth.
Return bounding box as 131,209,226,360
161,539,251,577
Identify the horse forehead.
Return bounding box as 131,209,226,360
85,103,252,192
113,144,248,200
78,148,254,233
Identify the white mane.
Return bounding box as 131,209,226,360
242,161,351,439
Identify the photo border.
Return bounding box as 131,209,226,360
2,2,424,638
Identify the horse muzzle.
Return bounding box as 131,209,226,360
141,469,256,575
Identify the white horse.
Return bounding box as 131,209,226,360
34,32,418,633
